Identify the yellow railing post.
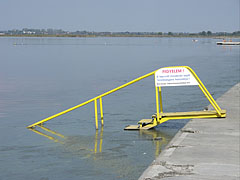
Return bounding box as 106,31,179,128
155,86,160,125
99,97,104,126
158,86,163,113
94,99,98,130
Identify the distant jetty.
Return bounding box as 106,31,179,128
217,41,240,45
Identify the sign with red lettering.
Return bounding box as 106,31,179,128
155,67,199,87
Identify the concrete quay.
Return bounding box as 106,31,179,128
139,83,240,180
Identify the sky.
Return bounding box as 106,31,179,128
0,0,239,32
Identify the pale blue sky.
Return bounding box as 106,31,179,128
0,0,239,32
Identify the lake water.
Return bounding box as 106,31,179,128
0,37,239,180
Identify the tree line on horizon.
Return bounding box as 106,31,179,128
0,28,239,37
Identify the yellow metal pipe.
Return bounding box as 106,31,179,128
158,86,163,113
155,86,160,124
94,99,98,130
185,66,221,110
162,66,221,111
99,97,104,126
185,66,222,115
188,67,220,107
98,70,156,98
27,70,156,128
162,66,222,115
27,98,95,128
198,85,221,116
160,114,222,123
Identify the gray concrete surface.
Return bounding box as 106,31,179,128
139,83,240,180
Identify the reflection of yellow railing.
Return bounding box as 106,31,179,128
38,125,65,138
29,125,169,158
94,127,103,153
27,66,225,130
30,128,60,142
139,130,169,157
30,125,103,154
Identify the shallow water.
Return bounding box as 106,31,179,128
0,37,239,180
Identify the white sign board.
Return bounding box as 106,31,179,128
155,67,199,87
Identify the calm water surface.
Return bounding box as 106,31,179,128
0,37,239,180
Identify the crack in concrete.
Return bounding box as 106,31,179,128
156,171,194,179
148,161,194,179
181,129,198,133
166,145,185,149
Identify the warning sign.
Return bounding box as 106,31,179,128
155,67,199,87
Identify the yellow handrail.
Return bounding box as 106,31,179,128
186,66,222,115
27,69,157,128
27,66,223,129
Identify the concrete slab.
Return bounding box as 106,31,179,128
139,83,240,180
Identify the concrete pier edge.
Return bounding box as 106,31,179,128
139,83,240,180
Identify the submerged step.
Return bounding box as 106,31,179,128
124,125,140,130
124,124,156,130
124,119,156,130
138,119,153,125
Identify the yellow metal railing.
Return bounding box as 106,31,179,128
153,66,223,126
27,69,157,129
27,66,223,129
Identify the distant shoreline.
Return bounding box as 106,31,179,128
1,34,240,38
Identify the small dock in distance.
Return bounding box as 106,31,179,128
217,41,240,45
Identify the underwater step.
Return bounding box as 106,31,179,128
124,124,157,130
124,119,156,130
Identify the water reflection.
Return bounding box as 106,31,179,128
28,125,169,158
138,129,169,157
29,125,104,154
28,124,173,179
29,126,65,144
